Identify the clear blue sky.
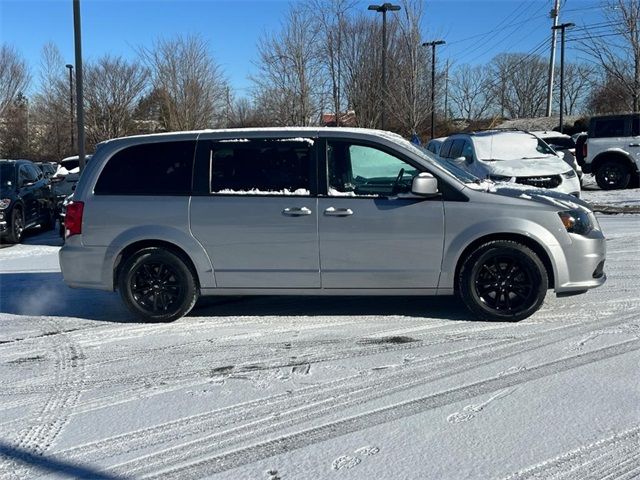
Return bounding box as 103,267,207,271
1,0,604,97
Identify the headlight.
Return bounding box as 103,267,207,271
558,209,593,235
0,198,11,210
562,170,576,179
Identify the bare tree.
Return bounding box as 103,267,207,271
553,62,595,115
140,35,229,131
579,0,640,112
386,0,431,135
490,53,548,118
84,55,149,146
449,64,493,120
0,44,30,118
30,43,72,160
253,6,322,126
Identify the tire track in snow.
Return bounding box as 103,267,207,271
136,338,640,479
0,319,86,477
501,425,640,480
99,313,640,477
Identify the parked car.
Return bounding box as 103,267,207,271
583,113,640,189
0,159,56,243
51,155,91,222
35,162,58,179
437,130,581,197
531,131,583,181
425,137,446,156
60,128,606,323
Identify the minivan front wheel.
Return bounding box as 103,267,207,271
458,241,548,322
118,248,199,322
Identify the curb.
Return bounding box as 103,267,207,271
591,204,640,214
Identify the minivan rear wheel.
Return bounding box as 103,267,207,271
118,248,199,322
458,241,548,322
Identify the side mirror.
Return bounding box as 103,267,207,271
411,172,439,197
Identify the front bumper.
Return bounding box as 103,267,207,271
552,228,607,294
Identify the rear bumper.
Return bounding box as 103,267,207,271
59,236,112,291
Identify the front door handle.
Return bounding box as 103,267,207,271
324,207,354,217
282,207,312,217
629,143,640,147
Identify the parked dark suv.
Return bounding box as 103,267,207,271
0,159,56,243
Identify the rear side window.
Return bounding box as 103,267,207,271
592,118,626,138
209,138,313,195
449,139,465,159
95,141,196,195
633,116,639,136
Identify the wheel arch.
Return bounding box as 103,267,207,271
592,151,638,174
113,239,202,291
452,233,555,292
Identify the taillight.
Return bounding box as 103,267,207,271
65,201,84,238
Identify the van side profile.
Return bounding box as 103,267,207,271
60,128,606,322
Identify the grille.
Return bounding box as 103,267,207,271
515,175,561,189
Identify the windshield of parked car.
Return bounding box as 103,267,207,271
0,163,15,186
473,132,557,161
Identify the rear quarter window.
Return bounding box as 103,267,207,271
94,141,196,195
591,118,626,138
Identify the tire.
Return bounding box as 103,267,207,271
458,241,548,322
5,208,25,244
118,247,199,322
595,161,631,190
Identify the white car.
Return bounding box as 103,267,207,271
437,130,581,197
52,155,91,198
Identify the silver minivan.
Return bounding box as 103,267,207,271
59,128,606,322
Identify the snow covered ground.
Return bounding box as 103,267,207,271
1,209,639,479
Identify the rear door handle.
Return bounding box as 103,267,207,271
324,207,354,217
282,207,312,217
629,143,640,147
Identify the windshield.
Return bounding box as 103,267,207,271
0,163,15,187
473,132,557,161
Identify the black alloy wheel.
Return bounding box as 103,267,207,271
119,248,198,322
459,241,547,321
7,208,25,244
595,161,631,190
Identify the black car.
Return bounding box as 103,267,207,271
0,159,56,243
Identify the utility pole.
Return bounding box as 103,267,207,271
72,0,86,171
422,40,445,139
545,0,561,117
65,64,74,150
368,3,401,131
444,59,449,122
553,22,574,134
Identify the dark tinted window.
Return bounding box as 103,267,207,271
210,138,313,195
0,163,15,186
440,140,453,158
19,164,38,183
633,116,639,136
544,137,574,149
462,140,474,162
95,141,196,195
592,118,626,138
449,139,465,159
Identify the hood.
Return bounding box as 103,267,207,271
480,156,570,177
487,183,591,211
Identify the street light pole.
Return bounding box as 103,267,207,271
552,22,574,134
65,64,74,151
368,3,401,131
422,40,445,139
72,0,86,171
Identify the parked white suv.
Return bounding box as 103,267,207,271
437,130,581,196
584,114,640,189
